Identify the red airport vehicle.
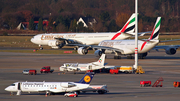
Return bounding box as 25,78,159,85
64,92,78,97
109,69,119,74
40,66,54,73
29,70,37,75
173,81,180,87
86,70,93,73
140,81,151,87
22,69,37,75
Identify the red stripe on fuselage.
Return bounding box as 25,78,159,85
141,42,147,51
111,21,130,40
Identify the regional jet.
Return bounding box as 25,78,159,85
59,54,106,73
5,72,94,96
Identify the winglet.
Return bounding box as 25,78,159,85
77,72,95,84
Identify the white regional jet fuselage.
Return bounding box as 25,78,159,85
59,54,106,73
60,63,103,72
5,82,89,93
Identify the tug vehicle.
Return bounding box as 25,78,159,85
40,66,54,73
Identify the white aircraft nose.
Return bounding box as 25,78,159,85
5,87,10,91
30,38,34,43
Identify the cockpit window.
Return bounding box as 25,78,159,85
10,84,15,86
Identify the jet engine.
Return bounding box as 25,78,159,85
60,82,76,88
94,50,102,57
138,52,148,59
77,47,88,55
47,40,65,49
165,48,176,55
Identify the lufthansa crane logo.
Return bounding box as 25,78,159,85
84,75,91,83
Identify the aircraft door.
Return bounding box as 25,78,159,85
89,65,92,70
18,83,21,90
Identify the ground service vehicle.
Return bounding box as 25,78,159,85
22,69,37,75
109,69,119,74
173,81,180,87
81,85,108,94
140,81,151,87
64,92,78,97
135,66,145,74
118,66,133,74
40,66,54,73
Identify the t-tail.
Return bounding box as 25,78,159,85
95,54,105,66
77,72,95,84
148,17,161,41
111,13,136,40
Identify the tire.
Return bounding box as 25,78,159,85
40,47,43,50
74,95,76,97
98,90,103,94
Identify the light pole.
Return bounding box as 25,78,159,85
134,0,138,70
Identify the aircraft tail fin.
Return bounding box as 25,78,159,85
111,13,136,40
148,17,161,41
92,54,106,66
77,72,95,84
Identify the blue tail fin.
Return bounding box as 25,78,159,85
77,72,95,84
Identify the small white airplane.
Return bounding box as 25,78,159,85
31,13,148,50
77,17,180,59
59,54,106,73
5,72,94,96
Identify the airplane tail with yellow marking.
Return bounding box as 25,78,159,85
77,72,95,84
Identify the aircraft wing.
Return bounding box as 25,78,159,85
153,45,180,50
152,39,180,50
159,39,180,43
127,31,152,36
54,37,83,45
70,44,124,53
90,45,124,53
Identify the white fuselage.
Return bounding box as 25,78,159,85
5,82,89,93
31,32,131,46
59,63,104,72
99,39,159,54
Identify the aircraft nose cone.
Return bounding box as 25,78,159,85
5,87,9,91
30,38,34,43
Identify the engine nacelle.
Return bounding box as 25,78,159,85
94,50,102,57
138,52,148,59
48,40,59,47
77,47,88,55
165,48,176,55
48,40,65,49
60,82,76,88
